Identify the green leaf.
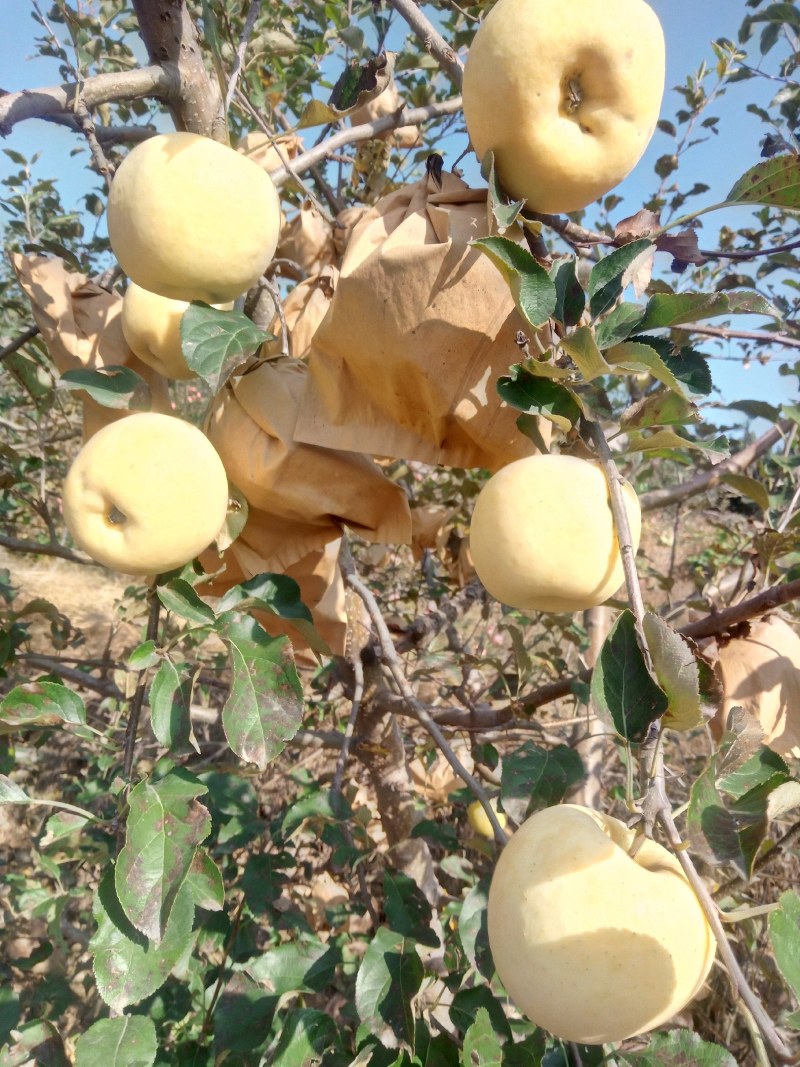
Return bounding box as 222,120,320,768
687,764,784,879
458,879,493,980
157,579,217,625
591,610,669,743
595,302,646,349
642,614,704,732
501,741,584,824
769,891,800,1003
269,1008,342,1066
213,973,278,1055
721,473,771,512
450,989,512,1041
384,869,439,948
91,871,195,1013
496,365,580,431
298,51,396,126
560,326,611,380
75,1017,157,1067
549,257,586,327
620,390,698,430
181,304,270,391
149,659,197,755
128,640,161,670
0,681,85,733
217,572,329,656
40,810,89,846
725,154,800,210
461,1008,503,1066
619,1029,737,1066
0,775,28,804
57,365,150,410
718,748,789,801
588,239,653,318
728,399,781,422
657,345,713,396
605,341,688,395
0,1021,70,1067
636,291,778,332
622,429,729,457
183,847,225,912
115,771,210,942
472,237,557,329
246,938,340,995
218,612,304,771
482,151,525,232
355,927,423,1049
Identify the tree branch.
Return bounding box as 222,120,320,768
131,0,225,139
640,420,788,512
686,323,800,350
270,98,462,187
0,533,94,566
385,0,464,87
0,325,40,362
0,67,176,135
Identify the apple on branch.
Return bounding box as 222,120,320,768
488,804,716,1044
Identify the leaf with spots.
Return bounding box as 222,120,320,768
115,770,210,942
725,154,800,210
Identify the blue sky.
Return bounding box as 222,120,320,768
1,1,797,421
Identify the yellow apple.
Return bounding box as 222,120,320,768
711,616,800,759
468,454,641,613
107,132,281,302
121,283,233,380
488,804,716,1044
63,412,229,576
462,0,666,213
467,798,507,839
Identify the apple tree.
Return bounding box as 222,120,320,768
1,1,800,1065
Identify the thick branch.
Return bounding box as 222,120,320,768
131,0,224,139
0,67,176,135
680,578,800,641
270,98,462,187
640,421,788,512
385,0,464,87
0,533,94,566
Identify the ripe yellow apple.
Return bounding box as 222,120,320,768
107,132,281,302
711,616,800,759
488,804,716,1044
467,798,507,839
121,283,233,380
462,0,666,213
63,412,229,576
469,454,641,613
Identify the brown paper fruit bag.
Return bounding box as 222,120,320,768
266,267,339,361
199,534,351,661
276,200,337,280
205,354,411,575
350,77,422,150
294,172,551,471
333,205,369,258
710,616,800,759
238,130,304,174
12,253,171,440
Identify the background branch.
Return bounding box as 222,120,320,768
385,0,464,87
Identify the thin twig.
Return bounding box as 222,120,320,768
339,538,509,844
72,98,115,181
0,533,94,566
0,325,41,362
385,0,464,87
17,654,123,699
121,584,161,783
686,323,800,350
332,651,363,797
658,804,794,1061
269,98,462,187
224,0,262,114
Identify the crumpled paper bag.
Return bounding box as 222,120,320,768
266,267,339,361
199,534,351,660
350,77,422,149
238,129,304,173
333,205,369,258
205,354,411,575
276,200,337,279
12,253,171,439
294,172,551,470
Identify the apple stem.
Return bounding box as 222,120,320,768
339,536,511,845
